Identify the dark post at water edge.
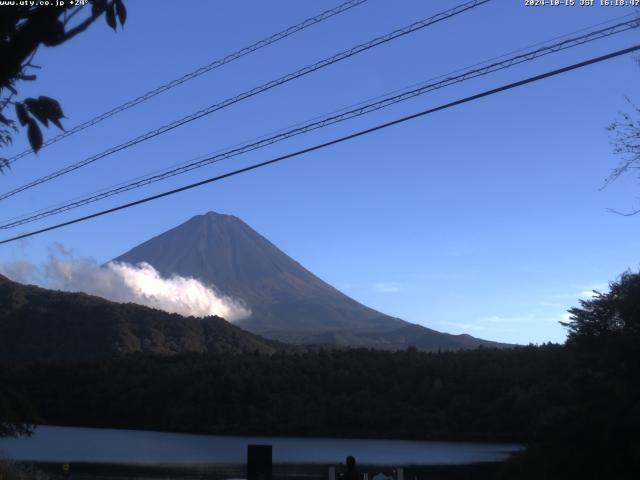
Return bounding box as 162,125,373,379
248,444,272,480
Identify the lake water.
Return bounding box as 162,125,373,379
0,426,521,466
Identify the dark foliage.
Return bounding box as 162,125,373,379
1,272,638,479
0,272,280,438
564,270,640,341
605,59,640,215
0,385,37,438
0,345,567,442
499,272,640,479
0,0,126,162
0,274,281,362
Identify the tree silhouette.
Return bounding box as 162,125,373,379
0,385,37,438
605,60,640,215
0,0,126,437
562,271,640,341
500,272,640,479
0,0,127,169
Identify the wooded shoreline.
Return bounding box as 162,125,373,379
18,461,505,480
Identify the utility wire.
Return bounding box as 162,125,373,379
2,12,636,228
1,44,637,246
0,0,491,202
11,8,633,221
6,0,371,164
2,18,637,230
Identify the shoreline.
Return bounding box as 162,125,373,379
23,461,506,480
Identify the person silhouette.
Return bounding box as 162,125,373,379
344,455,362,480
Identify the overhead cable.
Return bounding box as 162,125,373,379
0,0,492,201
6,0,371,164
2,17,637,230
1,43,637,245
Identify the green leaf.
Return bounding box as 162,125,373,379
15,103,29,126
26,118,43,153
115,0,127,26
106,2,117,30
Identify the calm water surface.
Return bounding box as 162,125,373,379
0,426,521,465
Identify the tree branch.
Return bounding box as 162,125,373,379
63,5,84,26
606,207,640,217
46,5,107,46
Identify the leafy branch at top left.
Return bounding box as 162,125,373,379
0,0,127,171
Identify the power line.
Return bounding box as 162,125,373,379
0,0,492,202
1,44,637,246
6,0,371,164
2,18,637,230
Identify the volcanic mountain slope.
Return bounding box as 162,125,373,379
0,274,279,362
114,212,507,351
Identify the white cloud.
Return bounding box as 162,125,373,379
549,283,608,302
1,246,251,322
479,313,547,324
538,300,566,308
0,260,36,283
439,321,485,331
373,282,402,293
579,290,600,299
335,282,355,291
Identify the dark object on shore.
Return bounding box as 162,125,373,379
247,444,272,480
344,455,362,480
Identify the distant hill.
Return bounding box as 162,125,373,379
269,324,507,351
114,212,507,351
0,274,279,362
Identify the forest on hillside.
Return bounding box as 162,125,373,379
0,274,281,361
0,345,567,442
1,272,639,479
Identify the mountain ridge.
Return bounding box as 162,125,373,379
113,211,507,351
114,212,409,333
0,273,280,362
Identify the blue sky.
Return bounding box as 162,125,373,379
1,0,639,344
